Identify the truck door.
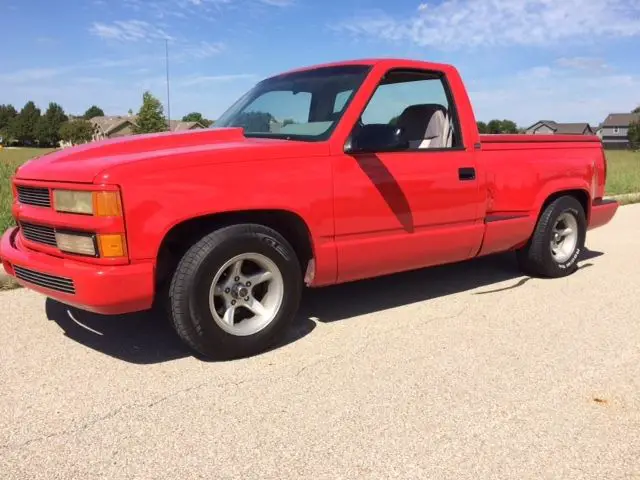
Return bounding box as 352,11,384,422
332,68,485,283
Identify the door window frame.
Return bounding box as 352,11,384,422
345,67,466,153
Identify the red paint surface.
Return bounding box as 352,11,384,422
0,58,618,313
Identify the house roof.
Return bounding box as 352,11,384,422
90,116,206,134
168,120,205,131
90,116,135,135
526,120,592,134
602,113,640,127
554,123,592,134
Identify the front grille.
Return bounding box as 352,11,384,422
13,266,76,294
20,222,57,247
16,186,51,208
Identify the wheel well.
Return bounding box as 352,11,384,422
154,210,314,288
541,189,590,221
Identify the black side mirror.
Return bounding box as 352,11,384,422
344,123,409,153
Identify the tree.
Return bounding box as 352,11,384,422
229,111,273,132
182,111,213,127
487,119,502,134
84,105,105,119
36,102,68,146
9,101,41,144
500,119,518,134
476,121,489,134
487,119,518,134
133,91,167,134
60,120,93,145
0,104,17,131
629,121,640,149
633,106,640,114
0,104,17,144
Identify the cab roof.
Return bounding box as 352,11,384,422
268,58,457,79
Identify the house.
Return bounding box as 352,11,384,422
167,120,206,132
91,116,205,141
525,120,594,135
599,113,640,149
90,116,137,141
58,115,207,148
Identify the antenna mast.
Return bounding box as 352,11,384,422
165,38,171,130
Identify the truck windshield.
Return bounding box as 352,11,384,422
214,65,371,141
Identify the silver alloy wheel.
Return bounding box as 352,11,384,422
208,253,284,336
550,211,579,263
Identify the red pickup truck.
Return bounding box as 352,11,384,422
1,58,618,359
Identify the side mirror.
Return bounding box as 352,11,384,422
344,123,409,154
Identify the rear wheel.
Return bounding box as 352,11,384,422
168,224,302,359
516,195,586,278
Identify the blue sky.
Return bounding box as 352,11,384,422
2,0,639,127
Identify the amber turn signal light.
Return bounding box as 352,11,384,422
97,234,127,258
93,191,123,217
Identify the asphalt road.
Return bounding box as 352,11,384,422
2,205,639,480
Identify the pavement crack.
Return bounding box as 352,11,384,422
146,381,208,408
296,353,341,377
1,378,252,451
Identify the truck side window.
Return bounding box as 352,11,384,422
360,70,458,150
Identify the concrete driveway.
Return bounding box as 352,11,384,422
2,205,639,479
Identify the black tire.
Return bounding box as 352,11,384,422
168,224,302,360
516,195,586,278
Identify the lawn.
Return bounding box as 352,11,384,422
0,148,56,234
603,150,640,196
0,147,639,236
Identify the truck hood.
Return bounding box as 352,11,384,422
16,127,328,183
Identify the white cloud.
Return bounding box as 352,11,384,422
259,0,294,6
335,0,640,48
0,68,69,83
90,20,174,42
555,57,609,71
181,41,226,59
111,0,291,21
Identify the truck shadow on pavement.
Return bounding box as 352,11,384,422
45,248,603,365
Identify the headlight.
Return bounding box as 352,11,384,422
53,190,122,217
53,190,93,215
55,232,97,256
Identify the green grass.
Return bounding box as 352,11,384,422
0,148,56,234
604,150,640,196
0,147,639,238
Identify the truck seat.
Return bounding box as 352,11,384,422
396,104,452,149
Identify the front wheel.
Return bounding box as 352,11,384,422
516,195,586,278
168,224,302,359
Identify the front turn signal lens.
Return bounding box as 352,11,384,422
94,191,123,217
97,234,127,258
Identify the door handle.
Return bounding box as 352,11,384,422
458,167,476,181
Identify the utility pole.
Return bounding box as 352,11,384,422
165,38,171,131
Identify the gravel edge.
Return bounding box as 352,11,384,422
0,265,20,291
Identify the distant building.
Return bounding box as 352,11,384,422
167,120,206,132
90,116,137,141
88,116,206,142
598,113,640,149
524,120,594,135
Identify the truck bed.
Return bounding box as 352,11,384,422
480,134,602,150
